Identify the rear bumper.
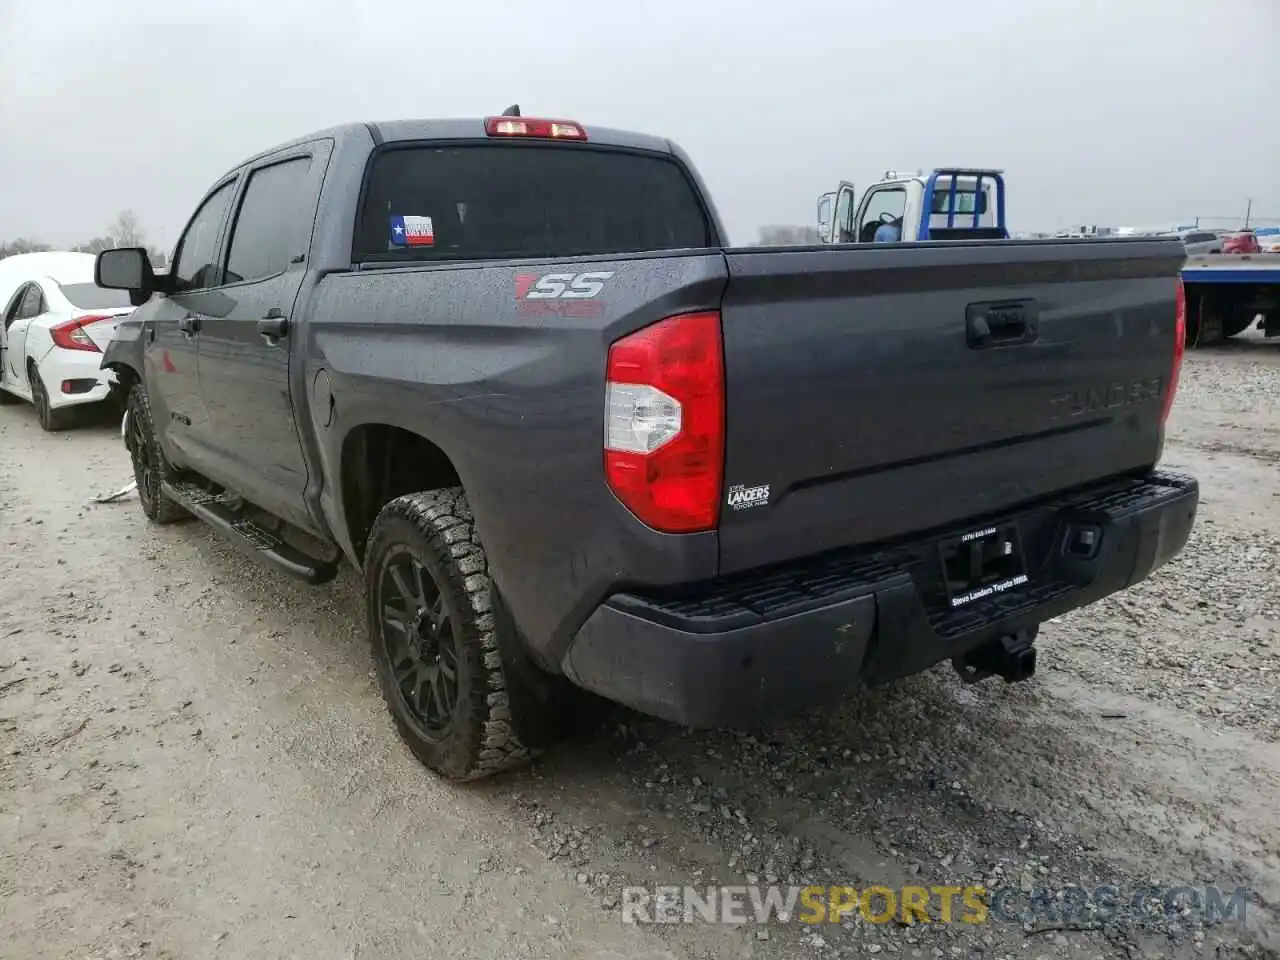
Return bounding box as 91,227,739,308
37,350,116,409
561,470,1198,728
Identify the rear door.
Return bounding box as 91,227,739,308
195,143,328,530
716,239,1185,573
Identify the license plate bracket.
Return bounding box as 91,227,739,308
938,522,1029,609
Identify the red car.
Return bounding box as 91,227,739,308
1222,231,1261,254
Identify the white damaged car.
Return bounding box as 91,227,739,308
0,252,136,430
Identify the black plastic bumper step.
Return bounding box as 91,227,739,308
163,480,339,585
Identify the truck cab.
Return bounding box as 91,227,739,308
817,168,1008,244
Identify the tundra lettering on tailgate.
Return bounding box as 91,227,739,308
1049,376,1163,419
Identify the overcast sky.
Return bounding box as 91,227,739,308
1,0,1276,249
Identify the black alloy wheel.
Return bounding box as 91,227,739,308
364,490,535,781
378,550,461,738
125,383,186,524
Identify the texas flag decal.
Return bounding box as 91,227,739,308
389,214,435,247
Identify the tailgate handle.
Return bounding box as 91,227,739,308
966,301,1037,348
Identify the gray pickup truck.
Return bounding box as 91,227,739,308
94,110,1199,781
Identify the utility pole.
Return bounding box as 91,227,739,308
1244,199,1252,229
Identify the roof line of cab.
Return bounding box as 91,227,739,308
216,117,677,184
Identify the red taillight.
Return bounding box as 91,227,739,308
50,315,109,353
483,117,587,141
1161,281,1186,426
604,312,725,533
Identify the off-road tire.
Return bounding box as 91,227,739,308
30,365,72,431
365,489,536,781
126,383,187,524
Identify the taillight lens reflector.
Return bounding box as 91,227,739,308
604,312,724,533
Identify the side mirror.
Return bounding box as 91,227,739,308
816,192,835,244
96,247,159,308
95,247,155,297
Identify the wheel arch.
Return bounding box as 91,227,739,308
99,321,148,392
103,357,142,393
338,422,463,565
337,419,592,757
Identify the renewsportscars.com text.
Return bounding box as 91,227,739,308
620,883,1251,927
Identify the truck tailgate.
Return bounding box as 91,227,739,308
717,238,1186,574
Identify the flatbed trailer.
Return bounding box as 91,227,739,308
1181,253,1280,346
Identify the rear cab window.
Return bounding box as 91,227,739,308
353,143,712,263
926,179,995,230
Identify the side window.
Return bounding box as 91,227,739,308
3,285,27,330
223,156,314,285
20,284,45,318
834,189,857,243
856,187,908,243
172,179,238,293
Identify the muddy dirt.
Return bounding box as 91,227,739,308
1,335,1277,960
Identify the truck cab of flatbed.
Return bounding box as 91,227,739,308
817,168,1009,244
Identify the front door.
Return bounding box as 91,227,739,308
854,184,909,244
1,286,28,393
2,283,44,393
195,149,322,531
144,176,239,473
832,181,858,244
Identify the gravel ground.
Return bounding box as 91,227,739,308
1,334,1277,960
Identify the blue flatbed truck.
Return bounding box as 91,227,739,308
1181,253,1280,346
817,168,1009,244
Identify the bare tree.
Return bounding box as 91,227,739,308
108,209,144,247
77,210,144,251
0,238,53,258
68,209,149,256
2,211,165,265
72,235,115,254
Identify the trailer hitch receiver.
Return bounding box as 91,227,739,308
953,626,1038,684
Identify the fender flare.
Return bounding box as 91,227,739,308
100,320,147,389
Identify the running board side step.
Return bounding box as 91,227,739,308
162,480,339,585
